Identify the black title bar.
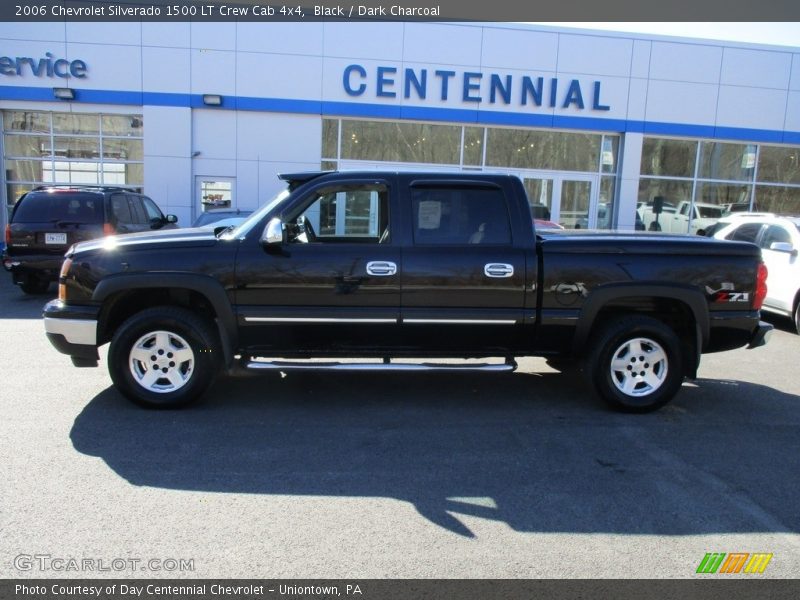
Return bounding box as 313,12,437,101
3,0,800,22
4,580,800,600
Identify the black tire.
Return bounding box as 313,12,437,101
108,306,221,408
19,277,50,294
794,301,800,336
587,315,684,413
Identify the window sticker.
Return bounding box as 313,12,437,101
418,200,442,229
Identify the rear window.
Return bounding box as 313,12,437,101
12,192,104,224
411,186,512,245
698,205,724,219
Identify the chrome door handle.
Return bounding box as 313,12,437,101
366,261,397,276
484,263,514,278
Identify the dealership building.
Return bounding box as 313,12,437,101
1,20,799,233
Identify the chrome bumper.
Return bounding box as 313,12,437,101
44,317,97,346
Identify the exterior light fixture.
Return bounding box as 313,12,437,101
202,94,222,106
53,87,75,100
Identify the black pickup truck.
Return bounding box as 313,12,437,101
43,171,772,412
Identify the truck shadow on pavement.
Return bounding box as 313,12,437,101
70,370,799,538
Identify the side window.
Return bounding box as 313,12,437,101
725,223,763,243
411,186,512,245
679,203,690,216
110,193,133,225
761,225,792,249
127,195,149,225
289,184,388,244
141,196,164,222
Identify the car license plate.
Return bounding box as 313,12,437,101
45,233,67,245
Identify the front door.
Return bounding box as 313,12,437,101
234,177,402,356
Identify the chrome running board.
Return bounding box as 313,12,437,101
245,359,517,373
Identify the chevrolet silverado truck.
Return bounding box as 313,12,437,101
43,171,772,412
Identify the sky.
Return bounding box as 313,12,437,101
529,22,800,48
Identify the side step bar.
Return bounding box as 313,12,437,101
244,359,518,373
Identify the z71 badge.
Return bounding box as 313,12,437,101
706,284,750,303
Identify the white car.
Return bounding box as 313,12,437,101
709,213,800,333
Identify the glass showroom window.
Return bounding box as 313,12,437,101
755,145,800,214
639,138,800,232
639,138,758,233
3,111,144,214
323,118,621,230
322,118,619,174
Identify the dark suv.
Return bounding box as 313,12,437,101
3,185,177,294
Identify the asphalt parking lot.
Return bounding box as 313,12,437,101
1,275,798,579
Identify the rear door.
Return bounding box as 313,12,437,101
398,177,527,353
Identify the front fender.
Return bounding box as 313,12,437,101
93,272,238,366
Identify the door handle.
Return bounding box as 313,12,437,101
366,261,397,276
484,263,514,278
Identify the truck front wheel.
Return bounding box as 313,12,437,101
108,306,221,408
587,315,684,412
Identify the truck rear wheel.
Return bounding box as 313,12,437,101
587,315,684,412
108,306,221,408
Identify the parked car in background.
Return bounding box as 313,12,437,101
3,185,177,294
709,213,800,334
576,203,646,230
534,218,564,230
191,209,253,230
640,200,724,235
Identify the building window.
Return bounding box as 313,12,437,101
484,128,602,172
340,120,462,165
639,137,800,231
3,110,144,214
641,138,697,178
322,118,619,176
698,141,756,182
323,118,621,230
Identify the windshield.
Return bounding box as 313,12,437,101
222,188,291,239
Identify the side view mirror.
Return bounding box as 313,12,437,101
260,217,285,245
165,214,178,224
769,241,797,255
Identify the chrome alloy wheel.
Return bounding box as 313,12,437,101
128,330,195,393
609,337,668,397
